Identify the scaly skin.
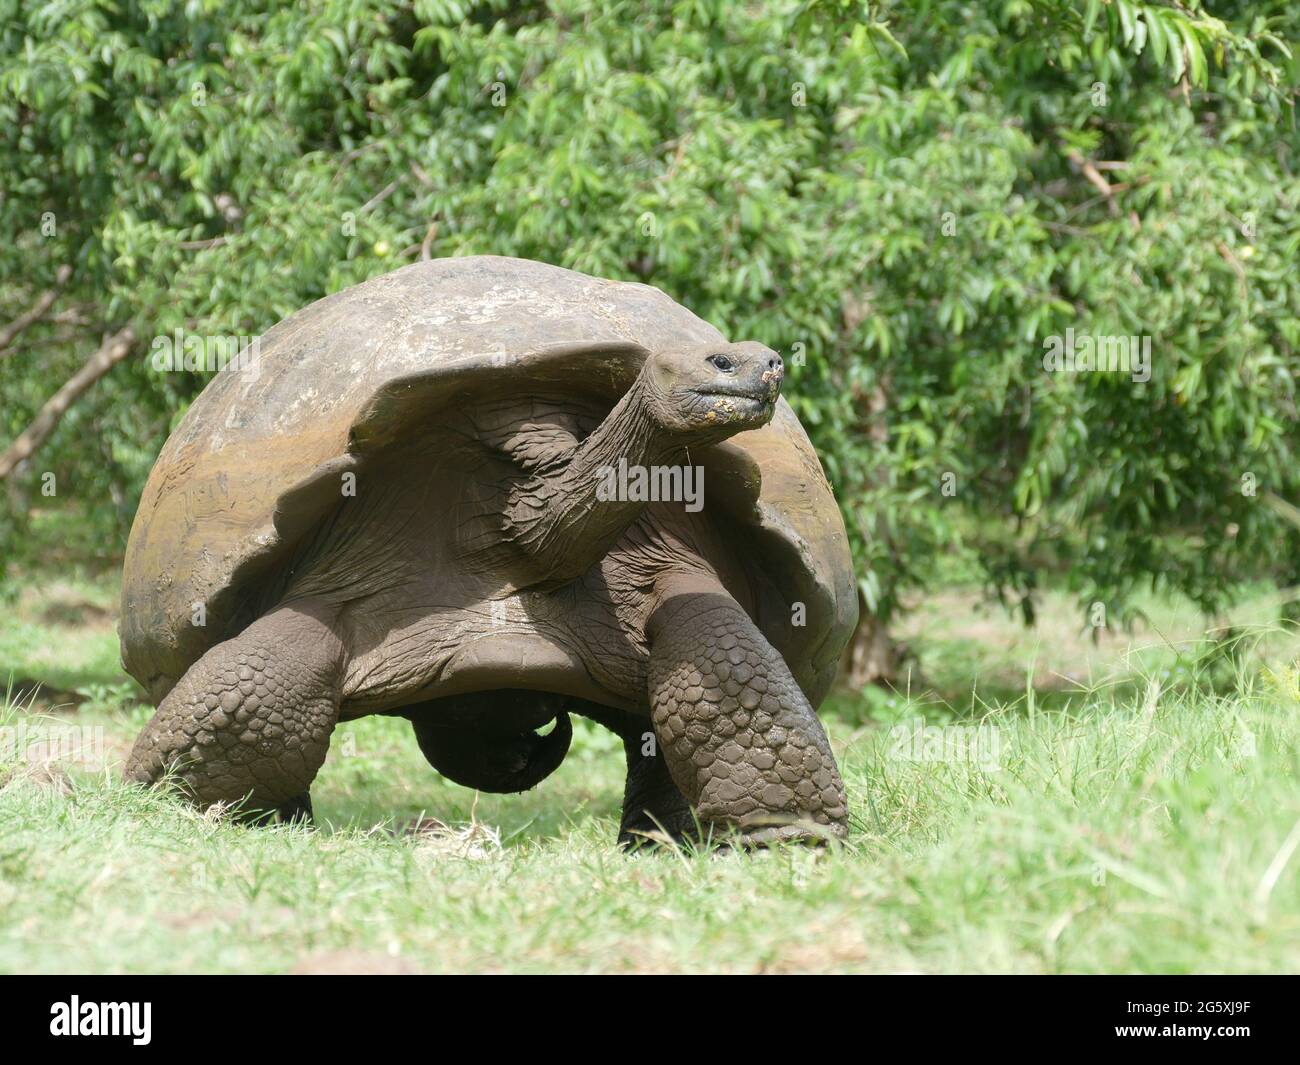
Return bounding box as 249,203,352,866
124,601,344,817
647,590,848,844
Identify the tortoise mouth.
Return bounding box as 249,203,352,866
691,386,777,409
693,387,778,420
683,388,778,431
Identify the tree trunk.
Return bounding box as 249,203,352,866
837,297,900,690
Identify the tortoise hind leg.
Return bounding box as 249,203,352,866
125,600,345,820
561,701,696,850
275,791,315,825
616,730,698,850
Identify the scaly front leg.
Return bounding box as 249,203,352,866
125,600,345,820
646,587,848,844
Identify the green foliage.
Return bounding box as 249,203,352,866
2,0,1298,636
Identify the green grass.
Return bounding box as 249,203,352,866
2,576,1299,973
0,568,125,696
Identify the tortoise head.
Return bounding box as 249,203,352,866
638,340,784,437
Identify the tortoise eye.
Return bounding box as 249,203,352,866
707,353,736,373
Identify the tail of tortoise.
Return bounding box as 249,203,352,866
410,705,573,794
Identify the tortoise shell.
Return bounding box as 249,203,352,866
120,257,856,707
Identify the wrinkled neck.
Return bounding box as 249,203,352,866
503,371,686,587
564,375,679,482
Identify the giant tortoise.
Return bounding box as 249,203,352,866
121,256,856,845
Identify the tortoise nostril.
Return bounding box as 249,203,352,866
768,356,783,372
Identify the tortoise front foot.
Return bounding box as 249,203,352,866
125,601,344,819
646,590,848,846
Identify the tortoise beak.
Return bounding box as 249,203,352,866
760,363,783,402
752,348,784,405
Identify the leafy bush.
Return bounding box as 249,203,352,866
1,0,1297,674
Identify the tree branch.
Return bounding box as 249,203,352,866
420,217,440,261
359,179,399,214
1066,151,1120,217
0,326,137,479
0,264,73,358
176,236,229,251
